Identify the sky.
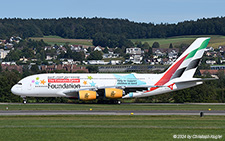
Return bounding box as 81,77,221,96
1,0,225,24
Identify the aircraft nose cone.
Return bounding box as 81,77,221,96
11,85,19,95
11,85,16,94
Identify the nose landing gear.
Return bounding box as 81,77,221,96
21,96,27,104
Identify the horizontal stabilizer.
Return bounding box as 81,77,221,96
173,78,218,84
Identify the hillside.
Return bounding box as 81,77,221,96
131,35,225,48
30,36,93,46
1,17,225,40
30,35,225,49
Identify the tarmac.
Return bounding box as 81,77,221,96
0,110,225,116
0,103,225,116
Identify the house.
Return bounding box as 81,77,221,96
126,47,143,64
44,46,53,51
206,60,216,65
154,49,166,57
1,62,16,65
152,48,167,57
19,57,28,63
9,36,21,43
0,49,10,59
94,46,103,51
31,59,38,62
220,58,225,64
206,47,214,51
88,60,109,65
210,65,225,70
5,43,13,49
200,69,225,76
46,55,53,60
57,46,67,54
70,45,86,52
46,54,57,60
168,49,178,59
1,64,23,73
126,47,141,54
41,64,88,72
219,46,225,55
61,60,81,65
205,51,217,57
102,52,120,59
98,65,165,73
110,60,122,65
130,55,143,64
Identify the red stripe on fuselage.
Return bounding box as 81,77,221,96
145,54,188,93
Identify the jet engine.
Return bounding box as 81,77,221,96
105,88,123,99
79,90,96,100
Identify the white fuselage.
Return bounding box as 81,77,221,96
11,73,202,99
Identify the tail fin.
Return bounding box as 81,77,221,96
179,38,210,79
154,37,210,86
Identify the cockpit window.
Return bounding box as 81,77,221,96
17,83,22,85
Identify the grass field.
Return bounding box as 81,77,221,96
0,104,225,111
30,36,93,46
30,35,225,49
131,35,225,48
0,115,224,140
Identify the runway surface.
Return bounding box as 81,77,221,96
1,110,225,116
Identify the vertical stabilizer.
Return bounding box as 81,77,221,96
180,38,210,79
154,37,210,86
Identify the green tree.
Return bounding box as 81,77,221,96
4,49,21,61
142,42,150,49
135,41,142,47
86,66,99,73
169,43,173,48
152,42,160,48
114,48,122,54
87,51,103,60
72,52,85,61
30,65,40,73
103,47,109,53
148,47,152,58
87,47,92,53
0,71,22,102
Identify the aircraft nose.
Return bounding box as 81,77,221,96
11,85,20,95
11,85,16,94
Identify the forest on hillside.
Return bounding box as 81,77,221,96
1,17,225,40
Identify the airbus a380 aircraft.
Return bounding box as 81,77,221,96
11,37,216,103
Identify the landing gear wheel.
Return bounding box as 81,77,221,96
21,96,27,104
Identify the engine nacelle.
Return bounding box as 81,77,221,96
105,88,123,99
79,90,96,101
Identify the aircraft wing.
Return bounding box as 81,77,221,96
58,77,217,97
60,87,97,97
97,85,163,89
60,85,163,97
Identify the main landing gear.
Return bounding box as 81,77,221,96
21,96,27,104
97,99,122,104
